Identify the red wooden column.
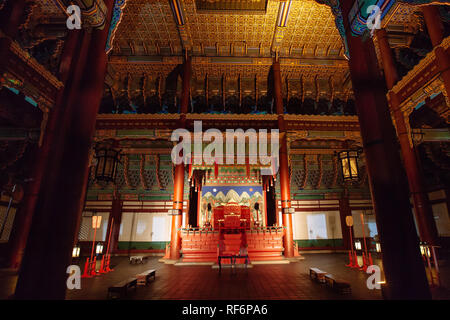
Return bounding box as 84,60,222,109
422,6,450,102
6,30,90,269
272,59,294,258
338,196,353,250
14,0,115,299
376,28,438,246
341,1,430,299
169,56,191,260
108,192,123,253
0,0,27,100
422,5,445,47
170,160,185,260
197,190,202,227
0,0,50,269
180,56,192,116
263,188,268,226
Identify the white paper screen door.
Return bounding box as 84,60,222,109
152,215,167,241
307,213,328,239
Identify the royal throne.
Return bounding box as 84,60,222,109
212,202,251,230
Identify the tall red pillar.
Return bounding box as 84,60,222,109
272,60,294,258
376,28,438,246
197,190,201,227
422,5,445,47
0,0,51,269
169,56,191,261
170,164,185,260
5,30,90,269
108,192,123,254
338,197,353,250
341,1,430,299
263,189,268,226
180,56,192,116
14,0,115,299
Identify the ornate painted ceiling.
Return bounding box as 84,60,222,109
110,0,346,78
106,0,426,90
113,0,180,51
19,0,433,100
112,0,345,55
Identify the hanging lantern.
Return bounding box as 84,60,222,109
337,149,361,182
94,147,121,183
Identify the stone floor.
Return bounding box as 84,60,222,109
65,253,384,300
2,253,450,300
66,254,374,300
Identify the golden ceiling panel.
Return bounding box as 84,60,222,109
114,0,181,48
281,0,342,51
195,0,268,12
384,2,421,31
182,0,279,48
110,0,424,62
182,0,345,54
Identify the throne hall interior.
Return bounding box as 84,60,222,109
0,0,449,300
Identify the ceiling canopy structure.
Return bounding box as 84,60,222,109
104,0,422,84
30,0,434,102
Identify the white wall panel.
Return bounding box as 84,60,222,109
119,212,172,242
119,212,133,242
293,211,342,240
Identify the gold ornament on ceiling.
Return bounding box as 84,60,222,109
195,0,268,12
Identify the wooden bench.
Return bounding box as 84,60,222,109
325,274,351,294
107,277,138,299
129,256,144,264
136,269,156,286
309,267,327,283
